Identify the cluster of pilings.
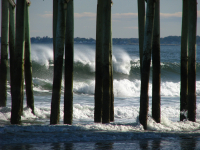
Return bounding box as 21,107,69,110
138,0,197,129
50,0,74,125
0,0,198,130
0,0,34,124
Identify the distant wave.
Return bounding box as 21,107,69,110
29,44,200,78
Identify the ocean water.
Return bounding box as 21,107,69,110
0,44,200,149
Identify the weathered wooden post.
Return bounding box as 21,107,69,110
64,0,74,124
95,0,103,123
0,0,9,107
50,0,66,124
139,0,155,130
187,0,197,122
95,0,112,123
11,0,26,124
180,0,189,121
8,0,16,98
152,0,160,123
110,3,114,122
110,55,114,122
137,0,145,74
53,0,58,58
102,0,112,124
24,0,34,114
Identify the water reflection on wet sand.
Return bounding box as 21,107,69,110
1,135,200,150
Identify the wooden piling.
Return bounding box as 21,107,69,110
53,0,58,59
180,0,189,121
50,0,66,125
110,12,114,122
9,0,16,100
11,0,26,124
64,0,74,124
24,1,34,114
0,0,9,107
152,0,160,123
95,0,104,123
139,0,155,130
110,57,114,122
102,0,112,124
187,0,197,122
137,0,145,74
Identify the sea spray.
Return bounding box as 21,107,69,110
31,45,53,68
74,46,95,72
112,48,132,75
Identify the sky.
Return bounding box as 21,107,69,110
1,0,200,38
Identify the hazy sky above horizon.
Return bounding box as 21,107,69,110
1,0,200,38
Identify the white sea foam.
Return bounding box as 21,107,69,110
113,79,141,97
73,80,95,95
73,104,94,120
1,99,200,147
73,79,140,97
71,79,200,97
1,99,200,146
147,116,200,131
1,103,200,133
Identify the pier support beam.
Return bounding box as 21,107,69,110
0,0,9,107
64,0,74,125
50,0,66,125
152,0,160,123
95,0,104,123
53,0,58,59
95,0,112,124
137,0,145,74
139,0,155,130
9,0,16,100
110,10,114,122
180,0,189,121
24,1,34,114
102,0,112,124
187,0,197,122
11,0,26,124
